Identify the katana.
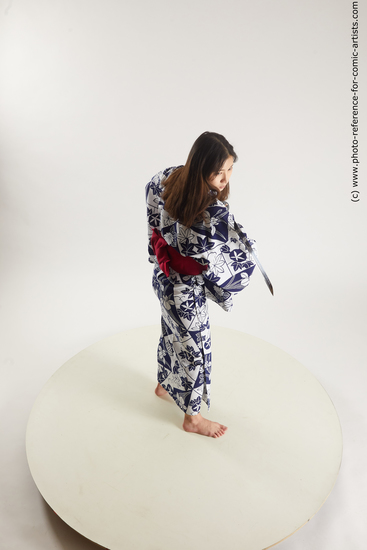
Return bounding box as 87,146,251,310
232,219,274,296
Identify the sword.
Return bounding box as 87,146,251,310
232,218,274,296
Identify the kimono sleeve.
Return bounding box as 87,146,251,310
145,166,178,263
160,201,257,310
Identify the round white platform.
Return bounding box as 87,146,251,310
26,326,342,550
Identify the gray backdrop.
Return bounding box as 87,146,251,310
0,1,366,548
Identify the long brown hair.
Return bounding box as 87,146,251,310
161,131,238,227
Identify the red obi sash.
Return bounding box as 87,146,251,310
151,228,207,277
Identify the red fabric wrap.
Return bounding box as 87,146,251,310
151,228,207,277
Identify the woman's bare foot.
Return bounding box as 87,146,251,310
155,383,168,397
183,413,227,438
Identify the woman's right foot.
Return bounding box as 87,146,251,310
183,413,227,438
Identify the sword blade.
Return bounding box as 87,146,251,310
245,241,274,296
233,220,274,296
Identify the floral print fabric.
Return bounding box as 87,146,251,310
146,167,256,415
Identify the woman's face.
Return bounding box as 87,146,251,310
209,156,234,193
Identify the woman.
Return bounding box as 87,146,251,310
145,132,256,438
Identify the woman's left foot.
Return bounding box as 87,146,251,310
155,383,168,397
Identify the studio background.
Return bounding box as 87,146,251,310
0,0,366,548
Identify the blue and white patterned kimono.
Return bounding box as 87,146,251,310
146,167,256,415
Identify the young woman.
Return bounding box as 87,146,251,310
145,132,256,438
